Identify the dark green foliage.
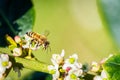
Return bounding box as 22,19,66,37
0,0,35,47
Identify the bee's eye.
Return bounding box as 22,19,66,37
46,41,49,45
44,41,48,46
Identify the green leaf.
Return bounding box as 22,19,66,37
0,47,11,55
0,0,34,47
8,45,17,50
97,0,120,48
103,54,120,80
14,8,35,36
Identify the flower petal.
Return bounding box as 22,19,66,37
61,49,65,57
1,54,9,61
13,48,22,56
6,62,12,69
94,76,102,80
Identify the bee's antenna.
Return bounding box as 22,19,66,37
48,46,51,52
41,45,51,53
26,32,28,34
44,30,50,37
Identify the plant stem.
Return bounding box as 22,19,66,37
0,50,50,73
15,57,49,73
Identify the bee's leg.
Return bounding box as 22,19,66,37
25,39,35,59
42,45,45,51
30,39,34,45
36,41,41,49
25,48,33,59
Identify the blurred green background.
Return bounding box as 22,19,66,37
32,0,115,63
4,0,117,80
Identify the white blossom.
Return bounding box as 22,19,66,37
22,34,40,50
94,75,103,80
49,50,83,80
63,54,82,70
91,61,100,72
0,54,12,78
101,70,107,79
64,68,83,80
48,65,59,80
94,70,107,80
48,50,65,80
13,48,22,56
51,50,64,65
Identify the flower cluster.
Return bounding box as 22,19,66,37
4,33,115,80
6,34,41,58
91,61,107,80
91,54,113,80
48,50,83,80
0,54,12,78
48,50,113,80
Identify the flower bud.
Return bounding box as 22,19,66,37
91,61,100,72
13,48,22,56
14,36,21,43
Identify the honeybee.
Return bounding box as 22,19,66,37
26,32,50,50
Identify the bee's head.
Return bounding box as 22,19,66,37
43,41,50,50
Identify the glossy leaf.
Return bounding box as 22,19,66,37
14,8,35,36
103,54,120,80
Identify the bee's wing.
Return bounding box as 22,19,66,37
43,30,50,37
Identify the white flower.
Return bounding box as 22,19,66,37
48,50,65,80
64,69,83,80
48,65,59,80
63,54,82,70
91,61,100,72
29,41,41,50
13,48,22,56
101,70,107,79
65,54,78,65
23,34,31,41
94,76,102,80
49,50,83,80
94,70,107,80
63,54,83,80
22,34,31,48
22,34,40,50
51,50,65,65
0,54,12,78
